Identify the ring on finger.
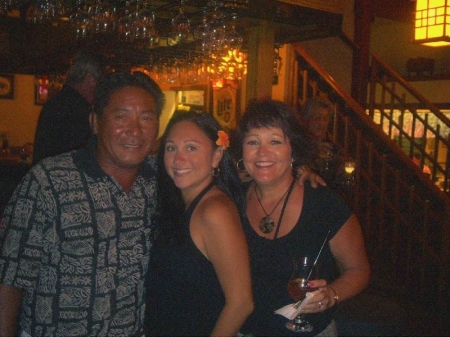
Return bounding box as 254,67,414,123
318,301,323,308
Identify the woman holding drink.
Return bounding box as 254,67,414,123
232,99,370,336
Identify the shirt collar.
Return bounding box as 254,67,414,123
73,137,157,180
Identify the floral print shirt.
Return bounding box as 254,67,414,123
0,143,157,337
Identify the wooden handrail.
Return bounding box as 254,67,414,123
292,43,361,114
338,32,360,52
369,54,450,193
292,42,448,201
292,44,450,326
372,54,450,128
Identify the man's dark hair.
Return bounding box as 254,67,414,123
93,71,165,118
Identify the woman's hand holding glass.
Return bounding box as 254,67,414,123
285,256,321,332
296,280,338,313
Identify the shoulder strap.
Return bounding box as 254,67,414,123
182,181,215,226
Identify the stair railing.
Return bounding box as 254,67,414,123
292,42,450,324
369,55,450,194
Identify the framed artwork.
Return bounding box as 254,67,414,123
180,90,205,106
171,84,212,114
0,74,14,99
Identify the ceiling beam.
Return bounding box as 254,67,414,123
373,0,415,23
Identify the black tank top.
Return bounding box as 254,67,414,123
145,182,224,336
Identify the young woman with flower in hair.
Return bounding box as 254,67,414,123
145,111,253,336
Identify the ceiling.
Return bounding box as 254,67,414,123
0,0,343,74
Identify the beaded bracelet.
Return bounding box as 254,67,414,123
328,285,339,304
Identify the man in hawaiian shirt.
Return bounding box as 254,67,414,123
0,71,165,337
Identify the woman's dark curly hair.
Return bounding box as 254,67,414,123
155,110,245,246
230,98,317,171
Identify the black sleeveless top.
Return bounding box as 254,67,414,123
241,184,351,336
145,182,224,336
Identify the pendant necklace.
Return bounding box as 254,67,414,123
255,179,295,234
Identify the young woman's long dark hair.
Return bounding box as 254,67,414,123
155,111,245,246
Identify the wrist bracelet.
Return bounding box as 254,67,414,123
328,285,339,303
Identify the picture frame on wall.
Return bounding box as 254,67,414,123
171,84,212,114
0,74,14,100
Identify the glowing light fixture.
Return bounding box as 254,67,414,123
415,0,450,47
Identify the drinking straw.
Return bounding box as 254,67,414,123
306,229,331,282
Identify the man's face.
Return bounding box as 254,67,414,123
92,86,159,175
306,107,330,141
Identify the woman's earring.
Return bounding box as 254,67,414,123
291,158,294,168
236,159,246,171
213,167,220,177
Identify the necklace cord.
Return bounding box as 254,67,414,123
255,181,292,217
254,177,296,236
273,178,296,239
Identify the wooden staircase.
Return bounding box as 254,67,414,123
291,43,450,332
369,55,450,193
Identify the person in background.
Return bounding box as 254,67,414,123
0,71,165,337
32,51,105,164
301,97,345,187
412,151,432,176
232,99,370,336
145,111,253,336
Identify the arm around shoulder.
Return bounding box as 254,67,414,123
0,284,23,337
296,165,327,188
